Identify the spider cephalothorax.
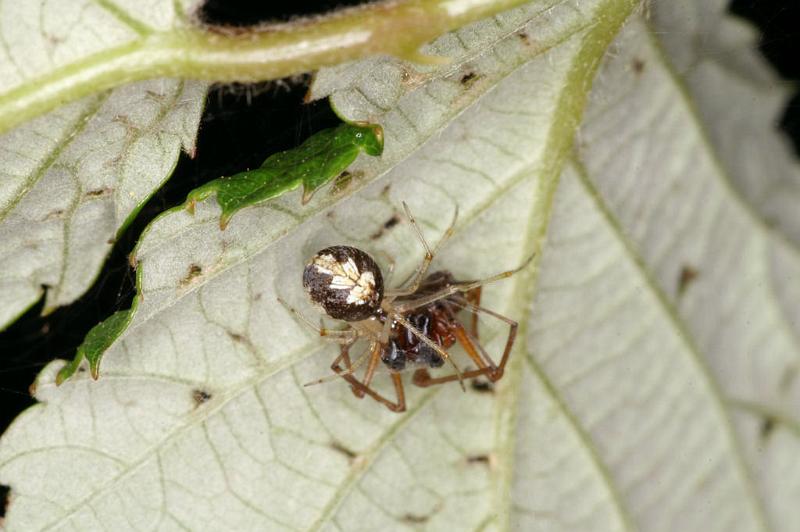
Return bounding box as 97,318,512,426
283,203,531,412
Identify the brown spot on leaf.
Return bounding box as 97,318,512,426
460,71,479,88
517,31,530,45
227,331,246,343
401,503,443,524
192,389,212,406
45,209,65,220
466,454,490,466
370,214,401,240
632,58,645,74
381,184,391,197
399,66,426,87
329,441,357,460
402,513,430,524
677,265,699,296
330,171,353,197
471,379,495,394
760,415,776,441
181,264,203,286
85,187,112,198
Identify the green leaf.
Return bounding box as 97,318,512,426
185,122,384,229
2,1,800,530
56,309,134,385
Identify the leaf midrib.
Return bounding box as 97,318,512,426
571,156,771,531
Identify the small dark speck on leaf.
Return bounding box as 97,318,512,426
460,71,479,87
471,379,495,394
227,331,247,343
329,441,357,460
181,264,203,286
381,184,391,197
677,265,699,296
466,454,490,466
632,58,645,74
760,415,776,440
192,389,212,406
370,214,401,240
403,513,429,524
517,31,530,45
86,187,112,198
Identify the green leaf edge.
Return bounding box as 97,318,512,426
183,121,384,229
55,305,136,384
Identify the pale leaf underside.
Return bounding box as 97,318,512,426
0,0,208,329
1,2,799,531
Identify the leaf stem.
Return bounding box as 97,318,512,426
0,0,530,134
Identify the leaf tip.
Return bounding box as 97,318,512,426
219,214,231,230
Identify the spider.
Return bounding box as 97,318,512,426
284,203,532,412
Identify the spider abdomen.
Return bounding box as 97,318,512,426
303,245,384,321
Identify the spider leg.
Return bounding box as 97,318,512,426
334,342,407,412
464,286,482,339
278,297,356,343
354,341,382,398
385,203,458,298
413,303,517,386
412,322,493,387
304,343,369,387
391,312,466,391
395,252,534,313
459,301,518,380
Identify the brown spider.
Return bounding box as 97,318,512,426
284,203,531,412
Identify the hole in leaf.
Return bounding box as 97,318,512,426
0,484,9,519
198,0,377,26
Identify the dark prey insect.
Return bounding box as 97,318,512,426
283,203,532,412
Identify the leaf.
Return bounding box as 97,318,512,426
0,0,210,330
2,2,799,531
184,122,384,230
651,1,800,246
0,79,207,330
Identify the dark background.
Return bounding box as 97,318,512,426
0,0,798,490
